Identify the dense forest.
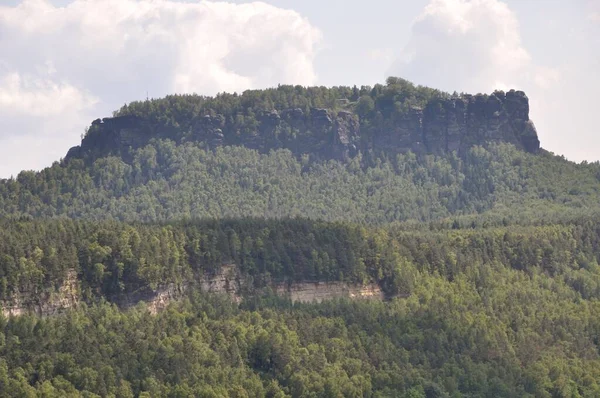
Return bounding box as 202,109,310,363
3,217,600,304
1,79,600,397
2,216,600,396
2,142,599,224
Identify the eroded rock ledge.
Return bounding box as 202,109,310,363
197,264,383,304
1,269,79,317
1,265,384,317
66,89,540,164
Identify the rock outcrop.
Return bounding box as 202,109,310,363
111,283,188,315
0,265,385,317
274,282,383,303
196,264,383,304
65,89,540,164
193,114,226,148
1,269,79,317
373,90,540,156
200,264,242,303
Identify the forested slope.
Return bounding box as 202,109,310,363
1,78,597,224
4,216,600,303
0,78,600,224
2,217,600,396
2,142,600,224
1,79,600,397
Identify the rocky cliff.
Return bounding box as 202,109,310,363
66,89,539,163
197,264,383,304
383,90,540,155
274,282,383,303
1,269,79,317
0,265,384,317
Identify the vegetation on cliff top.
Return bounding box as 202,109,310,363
69,77,538,165
112,77,446,127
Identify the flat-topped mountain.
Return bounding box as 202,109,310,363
66,78,540,163
1,77,597,225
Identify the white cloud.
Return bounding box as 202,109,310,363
533,66,560,90
391,0,530,93
0,72,97,117
389,0,600,163
0,0,321,177
367,48,395,64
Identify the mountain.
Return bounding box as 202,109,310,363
1,78,600,397
0,78,598,223
65,77,539,164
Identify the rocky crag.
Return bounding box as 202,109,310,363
0,265,383,317
66,89,539,163
196,264,383,304
1,269,79,317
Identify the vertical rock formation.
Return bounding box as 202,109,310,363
65,89,540,163
418,90,540,155
333,110,360,159
445,98,468,152
193,114,225,148
1,269,80,317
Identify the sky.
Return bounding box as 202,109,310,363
0,0,598,178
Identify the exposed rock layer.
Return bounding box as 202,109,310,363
0,265,384,316
274,282,383,303
1,269,79,317
66,90,540,163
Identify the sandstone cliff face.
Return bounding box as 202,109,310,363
196,264,383,304
1,265,384,317
274,282,383,303
111,264,384,310
65,90,540,164
1,269,79,317
374,90,540,155
200,264,242,303
112,283,188,315
111,265,244,312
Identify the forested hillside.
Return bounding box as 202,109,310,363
2,142,600,224
1,78,596,224
1,79,600,397
2,217,600,396
3,217,600,303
